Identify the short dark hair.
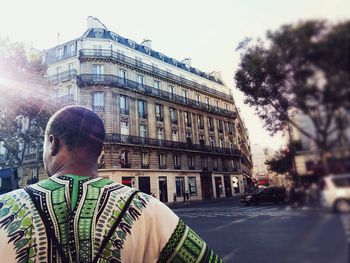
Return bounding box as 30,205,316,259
46,106,105,156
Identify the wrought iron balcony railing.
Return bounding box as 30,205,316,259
52,94,75,106
78,74,236,119
79,49,232,100
48,69,78,84
105,133,241,157
46,51,77,64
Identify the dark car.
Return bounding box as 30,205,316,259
240,187,287,205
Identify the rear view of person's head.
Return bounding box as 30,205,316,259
43,106,105,176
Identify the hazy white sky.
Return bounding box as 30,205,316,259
1,0,349,150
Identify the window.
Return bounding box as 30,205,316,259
121,177,134,187
229,140,234,150
170,108,178,124
93,45,102,56
120,95,129,115
68,43,76,56
228,123,234,134
67,85,73,95
56,66,61,80
168,86,174,99
138,75,145,86
141,153,149,169
159,154,167,169
154,81,161,95
93,92,104,112
92,64,104,81
188,177,197,196
219,138,224,148
209,136,215,148
225,103,229,110
136,56,142,67
215,100,219,109
213,158,218,170
175,177,185,197
186,132,192,144
155,104,164,122
56,47,63,59
157,128,164,140
120,121,129,135
188,156,195,169
199,134,205,146
120,69,127,85
218,119,223,133
206,97,210,108
68,63,74,76
201,157,208,169
195,94,201,106
197,115,204,129
172,130,178,141
183,90,188,103
120,151,130,168
184,112,191,127
174,155,181,169
139,124,147,138
208,117,214,131
138,100,147,118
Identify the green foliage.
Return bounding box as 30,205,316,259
235,20,350,151
0,39,56,190
265,146,293,175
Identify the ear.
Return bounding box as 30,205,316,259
49,134,60,156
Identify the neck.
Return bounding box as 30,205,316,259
51,158,99,178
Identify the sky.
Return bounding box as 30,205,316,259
1,0,349,151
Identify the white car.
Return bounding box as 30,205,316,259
320,174,350,213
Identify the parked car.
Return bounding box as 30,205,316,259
320,174,350,213
240,187,287,205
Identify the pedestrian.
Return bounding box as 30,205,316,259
0,106,223,263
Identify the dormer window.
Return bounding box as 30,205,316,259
93,29,104,38
56,47,63,59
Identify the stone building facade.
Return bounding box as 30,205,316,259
7,17,253,202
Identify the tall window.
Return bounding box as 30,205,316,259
170,108,178,124
206,97,210,108
141,153,149,169
138,75,145,86
209,136,215,148
201,157,208,169
168,86,174,99
56,47,63,59
175,177,185,197
184,112,191,127
157,128,164,140
139,124,147,138
159,154,167,169
195,94,201,106
213,158,218,170
120,69,127,85
120,121,129,135
68,43,76,56
218,119,223,133
219,138,224,148
68,63,74,76
120,95,128,115
174,155,181,169
188,177,197,196
56,66,61,80
188,156,195,169
199,134,205,146
154,81,161,95
120,151,130,168
172,130,178,141
155,104,164,122
197,115,204,129
215,100,219,109
92,64,104,81
186,132,192,144
228,123,234,134
93,92,104,112
138,100,147,118
208,117,214,131
183,90,188,103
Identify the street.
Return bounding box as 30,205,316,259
172,199,349,263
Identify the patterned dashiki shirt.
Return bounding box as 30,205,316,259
0,174,223,263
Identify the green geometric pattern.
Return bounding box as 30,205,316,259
158,219,224,263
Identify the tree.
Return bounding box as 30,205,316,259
235,20,350,174
265,146,293,175
0,39,55,190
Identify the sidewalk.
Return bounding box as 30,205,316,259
166,196,240,209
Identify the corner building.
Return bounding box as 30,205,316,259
44,17,253,203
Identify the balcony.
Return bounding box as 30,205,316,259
79,49,232,100
159,165,167,169
189,165,196,170
49,69,78,84
156,116,164,122
141,164,150,169
174,165,181,170
121,163,131,168
120,108,129,115
78,74,236,119
93,106,105,113
46,51,77,64
171,119,178,125
139,112,148,119
52,94,75,106
105,133,241,157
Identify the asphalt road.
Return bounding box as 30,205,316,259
172,199,349,263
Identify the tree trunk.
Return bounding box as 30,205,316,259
320,149,329,177
9,157,18,190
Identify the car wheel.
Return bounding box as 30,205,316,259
334,199,350,214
